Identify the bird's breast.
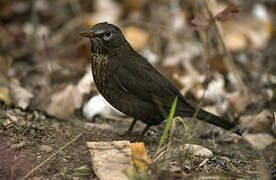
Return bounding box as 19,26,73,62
90,53,109,94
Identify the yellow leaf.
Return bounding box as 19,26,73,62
129,142,151,172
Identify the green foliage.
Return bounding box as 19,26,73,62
157,96,178,151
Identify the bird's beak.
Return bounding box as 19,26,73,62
80,31,95,38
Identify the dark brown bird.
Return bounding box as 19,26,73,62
80,22,241,136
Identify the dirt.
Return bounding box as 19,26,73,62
1,107,275,180
1,0,276,179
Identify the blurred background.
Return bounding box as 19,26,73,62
0,0,275,116
0,0,276,179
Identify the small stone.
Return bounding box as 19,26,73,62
244,133,274,150
182,144,213,157
39,145,53,153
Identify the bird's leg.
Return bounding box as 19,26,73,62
127,119,137,134
140,125,151,137
119,119,137,137
133,125,152,142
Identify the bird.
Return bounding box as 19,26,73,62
80,22,241,137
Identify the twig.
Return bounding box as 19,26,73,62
22,133,83,179
273,112,276,127
49,13,93,46
191,29,211,122
202,0,248,95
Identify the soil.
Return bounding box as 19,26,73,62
1,0,276,179
1,107,275,179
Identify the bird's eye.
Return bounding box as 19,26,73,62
104,31,111,38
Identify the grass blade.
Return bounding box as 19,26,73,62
157,96,178,151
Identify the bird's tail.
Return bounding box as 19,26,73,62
195,109,242,135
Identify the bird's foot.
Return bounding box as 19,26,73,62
118,130,141,138
118,131,134,137
131,134,146,142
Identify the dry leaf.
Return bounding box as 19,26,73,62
92,0,122,24
190,14,210,32
215,4,240,22
182,144,213,157
222,16,271,50
46,84,82,119
244,133,274,150
227,92,252,113
0,85,11,106
122,0,147,12
83,94,125,121
239,110,273,133
129,142,151,172
0,56,13,79
209,55,228,75
9,84,33,110
123,26,149,51
87,141,134,180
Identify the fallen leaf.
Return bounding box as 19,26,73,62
123,26,149,51
9,84,34,110
227,92,252,113
215,4,240,22
83,94,125,121
182,144,213,157
46,84,82,119
222,16,271,51
129,142,151,172
0,85,11,106
0,56,13,81
271,112,276,136
84,123,114,132
190,14,210,32
76,70,93,94
92,0,122,24
121,0,147,12
39,145,53,153
244,133,274,150
239,110,273,133
87,141,134,180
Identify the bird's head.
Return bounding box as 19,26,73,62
80,22,127,54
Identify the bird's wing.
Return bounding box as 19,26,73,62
110,56,185,110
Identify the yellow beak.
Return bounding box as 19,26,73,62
80,31,94,38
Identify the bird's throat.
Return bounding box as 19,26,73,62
91,53,109,94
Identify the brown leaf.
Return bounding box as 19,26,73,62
123,26,149,51
0,85,11,106
239,110,273,133
46,84,83,119
190,14,210,32
215,4,240,22
10,84,34,110
227,92,252,113
0,56,13,81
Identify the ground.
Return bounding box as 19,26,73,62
0,0,276,179
1,107,275,179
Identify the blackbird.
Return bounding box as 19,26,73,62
80,22,241,136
